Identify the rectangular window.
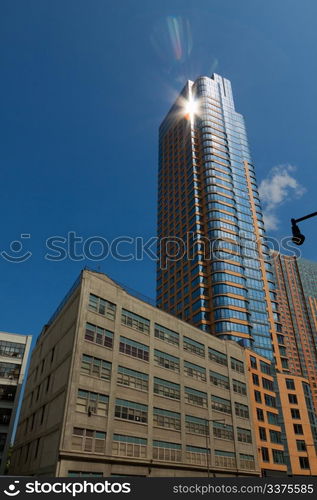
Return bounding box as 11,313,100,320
153,440,181,462
240,453,255,470
213,421,234,440
154,349,180,372
260,361,271,375
267,411,279,425
153,408,181,430
0,340,25,359
250,356,257,369
293,424,303,435
84,323,113,349
270,430,282,444
291,408,301,419
237,427,252,443
81,354,111,381
68,471,103,477
121,309,150,334
252,373,259,386
233,379,247,396
185,415,208,436
215,450,236,469
264,394,276,408
88,294,116,320
117,366,148,391
296,440,306,451
231,357,245,373
114,398,148,423
211,395,231,414
261,447,269,462
76,390,109,416
210,371,229,389
254,390,262,403
272,449,284,464
184,360,206,381
119,336,149,362
112,434,147,458
0,362,21,381
259,427,266,441
262,378,274,391
72,428,106,454
288,394,298,404
235,402,249,419
154,324,179,346
0,385,17,401
299,456,310,469
183,336,205,357
209,348,227,366
154,377,180,400
186,445,208,466
185,387,207,407
286,378,295,390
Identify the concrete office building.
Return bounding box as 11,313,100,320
156,73,317,475
0,331,31,473
10,270,260,477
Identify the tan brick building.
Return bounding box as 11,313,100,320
10,270,260,477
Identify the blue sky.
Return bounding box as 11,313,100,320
1,0,317,346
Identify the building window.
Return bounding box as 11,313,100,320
114,398,148,423
154,377,180,400
240,453,255,470
261,447,269,462
291,408,301,419
153,440,182,462
183,336,205,357
0,385,16,401
272,449,285,464
233,379,247,396
184,360,206,381
231,357,244,373
293,424,303,435
254,390,262,403
84,323,113,349
153,408,181,430
185,415,208,435
235,402,249,419
250,356,257,369
299,456,310,469
260,361,271,375
286,378,295,390
208,348,227,366
210,371,229,389
215,450,236,469
154,349,180,372
185,387,207,407
264,394,276,408
262,378,274,391
0,340,25,359
154,324,179,346
288,394,298,404
259,427,266,441
252,373,259,386
81,354,111,380
112,434,147,458
88,294,116,320
0,362,20,381
72,428,106,454
296,440,306,451
117,366,148,391
213,421,234,440
267,411,279,425
119,336,149,362
121,308,150,334
270,430,282,444
237,427,252,443
0,408,12,425
211,395,231,414
76,390,109,416
186,445,208,466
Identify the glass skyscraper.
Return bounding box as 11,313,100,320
157,74,280,361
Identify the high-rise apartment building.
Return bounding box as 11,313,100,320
10,270,260,477
157,74,317,475
272,254,317,413
0,331,32,473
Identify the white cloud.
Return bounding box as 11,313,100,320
258,165,306,231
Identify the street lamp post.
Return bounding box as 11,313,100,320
291,211,317,245
205,418,226,478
